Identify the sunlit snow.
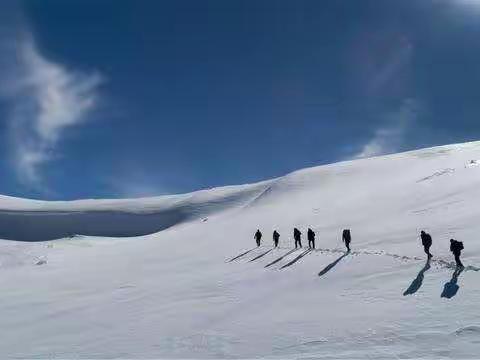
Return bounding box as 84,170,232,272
1,141,480,358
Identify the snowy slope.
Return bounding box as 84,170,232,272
0,181,271,241
2,141,480,358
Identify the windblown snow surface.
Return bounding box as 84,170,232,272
2,142,480,359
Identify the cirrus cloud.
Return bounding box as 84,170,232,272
353,99,419,159
0,35,103,190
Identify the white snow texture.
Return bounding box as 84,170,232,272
2,141,480,358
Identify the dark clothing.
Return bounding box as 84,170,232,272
453,253,463,268
423,245,432,258
254,230,262,247
307,228,315,249
450,240,464,253
294,228,302,249
342,229,351,252
450,239,464,267
420,232,433,258
273,231,280,248
421,232,432,247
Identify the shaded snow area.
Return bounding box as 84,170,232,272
2,141,480,358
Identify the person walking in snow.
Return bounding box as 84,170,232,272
273,230,280,248
254,229,262,247
450,239,464,268
307,228,316,249
294,228,302,249
342,229,351,252
420,230,433,258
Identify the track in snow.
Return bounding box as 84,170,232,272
228,246,480,272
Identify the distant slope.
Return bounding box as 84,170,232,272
2,141,480,358
1,140,480,241
0,181,271,241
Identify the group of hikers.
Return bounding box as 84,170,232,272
254,228,352,252
420,230,465,267
254,228,465,268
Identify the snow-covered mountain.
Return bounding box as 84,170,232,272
2,141,480,358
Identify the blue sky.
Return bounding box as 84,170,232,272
1,0,480,200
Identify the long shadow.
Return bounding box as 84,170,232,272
228,247,257,262
318,252,349,277
265,249,297,268
441,267,464,299
280,249,312,269
403,258,431,296
249,248,274,262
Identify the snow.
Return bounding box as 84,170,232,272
2,141,480,358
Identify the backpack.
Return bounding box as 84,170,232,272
451,240,464,252
422,234,432,247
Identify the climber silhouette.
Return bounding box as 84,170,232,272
254,229,262,247
294,228,302,249
273,230,280,248
342,229,351,252
307,228,315,249
450,239,464,268
420,230,433,258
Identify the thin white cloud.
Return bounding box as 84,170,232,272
1,35,102,189
353,99,419,159
368,37,413,96
455,0,480,6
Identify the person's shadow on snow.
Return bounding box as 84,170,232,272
403,258,431,296
318,251,349,277
441,267,464,299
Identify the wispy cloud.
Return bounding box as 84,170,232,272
454,0,480,6
345,30,419,160
353,99,419,159
0,35,102,190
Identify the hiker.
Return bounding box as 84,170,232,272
254,229,262,247
342,229,351,252
420,230,433,258
294,228,302,249
450,239,464,268
273,230,280,248
307,228,316,249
